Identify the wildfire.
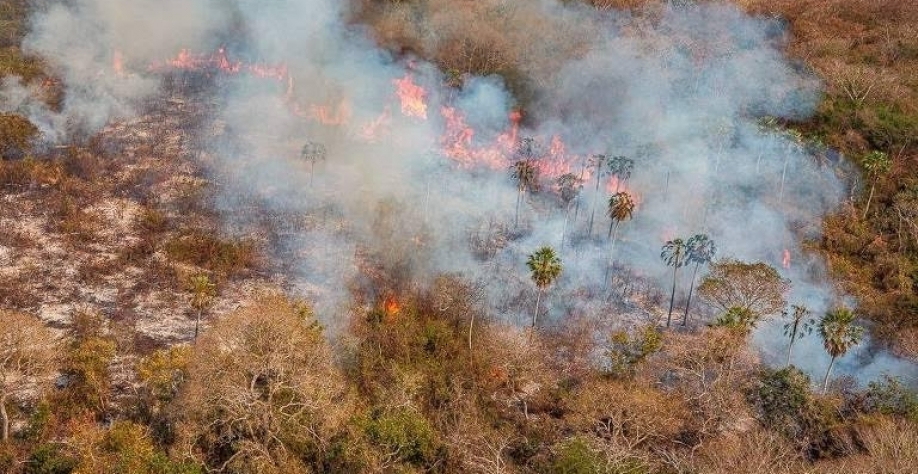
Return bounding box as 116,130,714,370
782,248,791,269
383,295,401,317
152,47,292,81
112,50,124,76
394,74,428,119
309,100,352,126
359,107,392,142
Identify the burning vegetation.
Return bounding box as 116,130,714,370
0,0,917,473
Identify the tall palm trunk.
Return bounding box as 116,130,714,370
515,186,523,227
863,177,877,220
560,204,571,250
588,175,601,235
822,355,837,393
604,221,621,288
468,311,475,352
779,156,789,203
666,265,679,327
786,332,796,367
532,287,543,328
682,262,700,326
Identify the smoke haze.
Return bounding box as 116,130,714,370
3,0,914,385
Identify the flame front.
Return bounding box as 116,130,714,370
384,296,400,315
394,74,428,119
782,248,791,269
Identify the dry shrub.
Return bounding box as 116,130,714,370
176,293,350,474
163,230,255,276
568,378,689,452
810,417,918,474
684,428,803,474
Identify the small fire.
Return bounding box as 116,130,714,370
309,100,352,126
384,296,401,316
782,248,791,269
394,74,428,119
359,107,392,141
112,50,124,76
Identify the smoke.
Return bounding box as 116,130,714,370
4,0,914,385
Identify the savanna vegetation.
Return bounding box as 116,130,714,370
0,0,916,473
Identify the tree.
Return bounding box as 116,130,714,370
556,172,583,248
607,155,634,192
300,140,327,186
661,238,688,327
509,139,540,228
586,154,610,235
697,260,789,327
527,246,562,329
682,234,716,326
782,305,813,367
818,307,864,393
176,294,349,473
188,273,216,341
860,150,891,220
604,192,635,284
0,311,55,442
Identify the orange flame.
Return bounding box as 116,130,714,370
112,50,124,76
384,296,401,316
310,99,352,126
394,74,428,119
782,248,791,269
359,107,392,142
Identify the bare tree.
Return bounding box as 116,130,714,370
176,294,350,473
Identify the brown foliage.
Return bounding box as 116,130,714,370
175,294,349,473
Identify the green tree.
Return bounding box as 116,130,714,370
661,238,688,327
783,304,813,367
527,246,562,329
860,150,891,219
187,274,216,341
818,307,864,393
682,234,716,326
604,191,635,285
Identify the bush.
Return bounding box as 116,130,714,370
164,231,255,276
24,444,77,474
0,113,38,159
363,408,439,467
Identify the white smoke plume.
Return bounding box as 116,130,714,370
4,0,914,385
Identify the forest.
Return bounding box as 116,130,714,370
1,0,917,473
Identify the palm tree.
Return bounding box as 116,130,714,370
608,155,634,192
682,234,716,326
556,173,583,248
818,307,864,393
783,304,813,367
300,140,327,186
861,150,891,219
510,159,539,227
510,137,541,227
661,238,688,328
604,192,635,285
188,273,216,341
527,246,562,329
587,154,610,235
